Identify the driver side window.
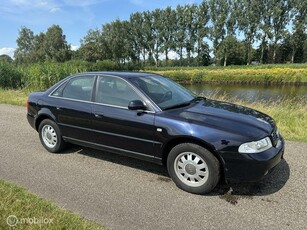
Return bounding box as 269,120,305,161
95,76,143,108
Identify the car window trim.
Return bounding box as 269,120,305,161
48,74,156,113
49,74,97,99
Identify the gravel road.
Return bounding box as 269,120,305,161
0,104,306,229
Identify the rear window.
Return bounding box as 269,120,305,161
52,76,95,101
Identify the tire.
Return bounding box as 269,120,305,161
38,119,65,153
167,143,220,194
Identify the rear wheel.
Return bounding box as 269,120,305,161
38,119,65,153
167,143,220,194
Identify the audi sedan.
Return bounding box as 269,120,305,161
27,72,284,194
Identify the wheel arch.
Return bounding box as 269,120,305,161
162,137,225,179
35,112,56,131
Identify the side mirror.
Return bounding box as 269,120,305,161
128,100,147,111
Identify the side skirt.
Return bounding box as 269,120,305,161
63,136,163,165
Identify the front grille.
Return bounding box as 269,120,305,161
271,128,279,147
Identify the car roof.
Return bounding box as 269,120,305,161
76,71,159,78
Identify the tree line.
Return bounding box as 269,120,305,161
10,0,307,67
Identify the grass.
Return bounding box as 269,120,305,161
0,179,105,229
0,89,29,106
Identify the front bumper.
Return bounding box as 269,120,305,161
220,137,285,182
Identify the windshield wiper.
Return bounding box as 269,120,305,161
163,101,191,111
190,96,206,103
163,97,205,111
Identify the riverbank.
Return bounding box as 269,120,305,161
149,65,307,85
1,89,306,142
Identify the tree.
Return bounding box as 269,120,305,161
237,0,261,65
152,9,164,67
174,5,188,66
185,4,198,66
304,40,307,62
160,7,176,65
288,0,307,63
113,20,130,64
197,42,211,66
270,0,291,63
44,25,71,62
221,0,237,66
142,11,155,65
208,0,232,65
14,26,34,63
129,12,146,65
258,0,273,64
195,1,210,66
0,55,13,63
287,30,306,63
80,29,104,62
218,36,246,65
32,32,46,62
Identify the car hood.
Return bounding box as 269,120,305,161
177,99,275,140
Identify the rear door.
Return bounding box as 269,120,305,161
50,75,95,142
91,75,157,157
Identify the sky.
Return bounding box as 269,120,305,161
0,0,202,58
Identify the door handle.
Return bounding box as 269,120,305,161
94,113,104,118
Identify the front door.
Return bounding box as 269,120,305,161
91,75,157,157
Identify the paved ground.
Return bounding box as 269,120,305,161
0,104,306,230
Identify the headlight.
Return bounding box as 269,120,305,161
238,137,272,153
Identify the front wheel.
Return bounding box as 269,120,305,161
167,143,220,194
38,119,65,153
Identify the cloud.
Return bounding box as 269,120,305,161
0,48,15,58
50,7,61,13
70,45,79,51
2,0,60,12
63,0,102,7
0,0,99,27
130,0,144,6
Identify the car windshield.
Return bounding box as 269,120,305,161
129,75,196,110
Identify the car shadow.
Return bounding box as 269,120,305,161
212,159,290,204
65,145,290,200
70,146,169,177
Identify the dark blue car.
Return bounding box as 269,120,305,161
27,72,284,194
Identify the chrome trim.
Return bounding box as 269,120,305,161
59,123,162,145
48,95,156,114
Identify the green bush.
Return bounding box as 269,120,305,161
0,62,23,89
93,60,119,71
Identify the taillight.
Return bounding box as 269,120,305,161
26,100,29,110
